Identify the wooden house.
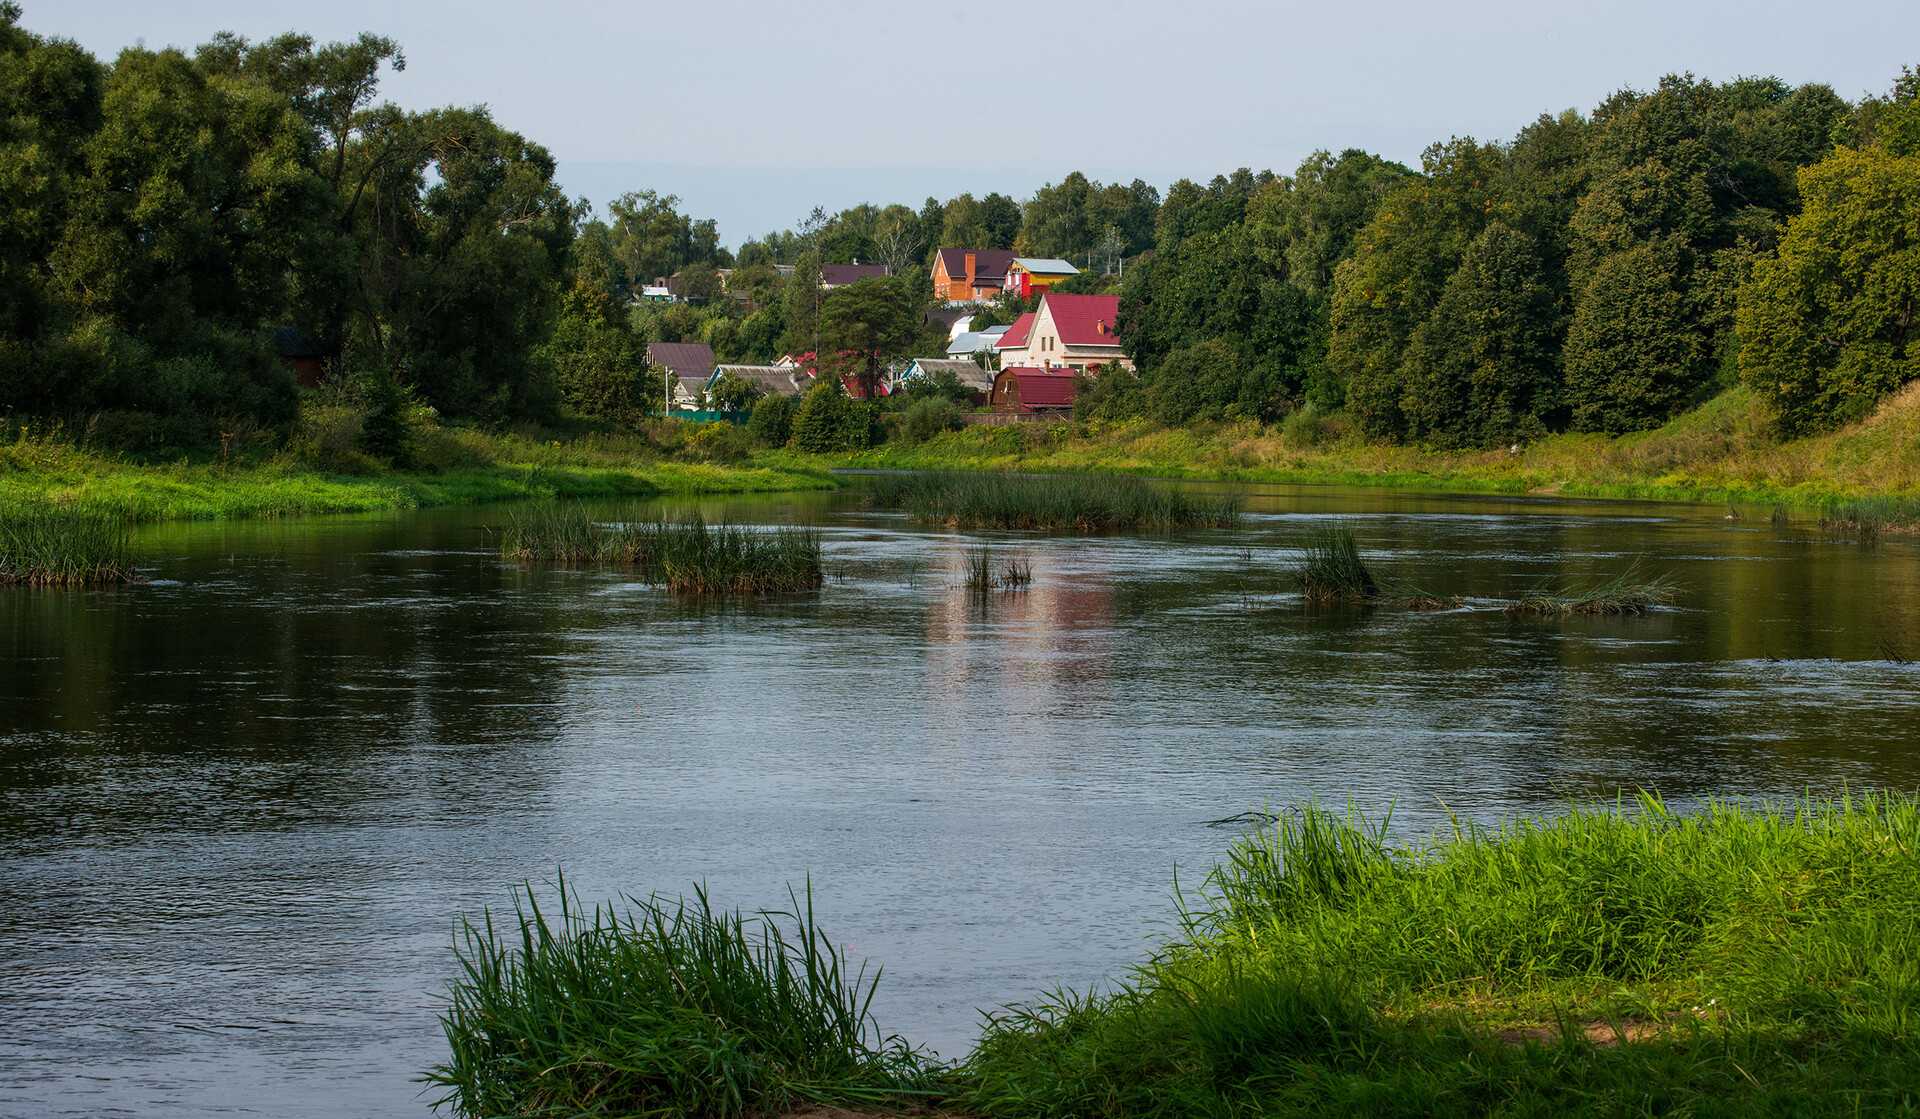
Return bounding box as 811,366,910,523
990,366,1076,413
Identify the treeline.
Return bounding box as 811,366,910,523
1103,72,1920,442
0,5,591,443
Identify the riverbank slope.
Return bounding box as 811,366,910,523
840,384,1920,509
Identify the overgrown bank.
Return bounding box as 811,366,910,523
840,384,1920,510
0,421,838,523
433,794,1920,1118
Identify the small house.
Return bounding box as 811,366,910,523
932,249,1017,302
899,357,996,400
712,364,809,399
819,263,892,288
991,293,1130,373
1005,258,1080,299
647,341,717,409
947,324,1010,359
990,366,1076,413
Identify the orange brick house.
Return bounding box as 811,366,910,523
933,249,1017,302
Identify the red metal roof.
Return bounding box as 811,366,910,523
1041,293,1122,347
996,313,1035,349
1001,367,1076,409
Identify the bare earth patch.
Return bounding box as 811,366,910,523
1495,1017,1666,1048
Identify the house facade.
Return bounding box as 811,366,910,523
1005,257,1080,299
932,249,1016,302
991,293,1130,373
990,366,1076,413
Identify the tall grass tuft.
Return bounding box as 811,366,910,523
959,544,1032,591
0,507,138,585
963,794,1920,1118
428,880,937,1118
502,505,822,594
1292,523,1377,602
865,471,1240,532
1504,563,1679,615
1820,495,1920,544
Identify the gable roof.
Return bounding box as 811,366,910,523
1040,293,1122,347
820,263,891,286
935,248,1017,281
714,364,808,398
999,367,1077,408
996,312,1035,350
906,358,995,392
647,342,716,378
1011,257,1080,275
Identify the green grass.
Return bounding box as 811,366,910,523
502,506,824,594
959,794,1920,1117
864,471,1241,532
1292,523,1377,603
427,879,940,1118
960,545,1033,591
1820,494,1920,544
0,507,138,585
1504,564,1682,615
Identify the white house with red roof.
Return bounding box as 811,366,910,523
992,293,1131,372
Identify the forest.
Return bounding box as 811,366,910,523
1,2,1914,458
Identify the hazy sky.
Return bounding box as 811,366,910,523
25,1,1920,247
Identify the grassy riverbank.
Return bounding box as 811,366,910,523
842,384,1920,512
435,794,1920,1118
0,423,838,522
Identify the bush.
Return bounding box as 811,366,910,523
789,379,869,453
895,397,965,443
1281,405,1329,447
747,393,798,447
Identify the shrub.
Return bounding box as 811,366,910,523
747,393,798,447
896,397,965,443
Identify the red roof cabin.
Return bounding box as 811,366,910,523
991,366,1076,413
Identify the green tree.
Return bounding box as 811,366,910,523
789,376,863,452
1397,223,1564,445
707,369,765,412
746,392,797,446
540,282,654,424
1738,145,1920,433
818,276,920,398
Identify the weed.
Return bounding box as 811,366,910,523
502,506,823,594
865,471,1240,532
1504,563,1680,615
0,507,139,586
1293,523,1377,603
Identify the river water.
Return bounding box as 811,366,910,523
2,480,1917,1117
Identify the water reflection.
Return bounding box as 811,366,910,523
1,482,1917,1116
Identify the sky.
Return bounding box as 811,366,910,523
24,1,1920,248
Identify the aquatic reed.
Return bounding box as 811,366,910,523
1503,563,1679,615
865,471,1240,532
0,507,138,585
502,505,822,594
428,880,936,1118
1820,496,1920,543
1292,523,1377,602
959,545,1031,591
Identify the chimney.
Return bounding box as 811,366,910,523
965,252,976,286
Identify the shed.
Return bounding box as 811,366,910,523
269,327,327,387
990,366,1076,413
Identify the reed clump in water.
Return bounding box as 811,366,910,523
960,545,1032,591
502,505,822,594
0,507,138,586
1503,564,1679,615
865,471,1240,531
1821,495,1920,544
428,881,937,1118
1293,523,1378,603
962,794,1920,1117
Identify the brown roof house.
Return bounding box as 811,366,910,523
712,364,810,398
991,367,1077,413
933,249,1016,302
647,342,716,409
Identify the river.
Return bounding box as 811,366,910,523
2,480,1916,1117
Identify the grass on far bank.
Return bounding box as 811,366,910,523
0,417,839,523
841,382,1920,512
864,470,1241,531
433,793,1920,1118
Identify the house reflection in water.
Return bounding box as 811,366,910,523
920,539,1117,733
